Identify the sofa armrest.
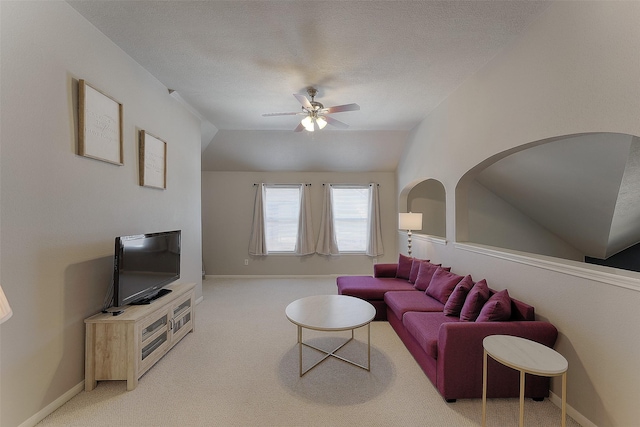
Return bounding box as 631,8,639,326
436,321,558,399
373,263,398,278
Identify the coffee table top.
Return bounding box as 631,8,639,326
286,295,376,331
483,335,568,376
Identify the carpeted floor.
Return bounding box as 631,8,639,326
37,277,580,426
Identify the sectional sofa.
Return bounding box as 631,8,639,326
337,254,559,401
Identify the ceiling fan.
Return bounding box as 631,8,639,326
262,87,360,132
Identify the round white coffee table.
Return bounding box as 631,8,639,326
286,295,376,377
482,335,568,427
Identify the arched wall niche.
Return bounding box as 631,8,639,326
456,132,640,272
399,178,446,238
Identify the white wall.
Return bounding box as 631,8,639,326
202,171,397,276
468,181,583,261
0,3,202,426
398,2,640,426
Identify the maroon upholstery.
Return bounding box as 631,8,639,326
336,276,414,320
384,290,444,320
373,263,398,278
337,262,559,401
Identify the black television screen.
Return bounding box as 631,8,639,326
113,230,181,306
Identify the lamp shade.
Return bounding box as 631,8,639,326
399,212,423,231
0,285,13,324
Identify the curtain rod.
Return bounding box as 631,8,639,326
322,183,379,186
253,183,311,186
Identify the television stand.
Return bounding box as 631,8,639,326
130,288,173,305
85,282,195,391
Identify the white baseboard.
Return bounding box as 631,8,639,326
549,390,595,427
19,381,84,427
204,274,336,279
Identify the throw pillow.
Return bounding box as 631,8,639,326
443,275,474,316
459,279,490,321
476,289,512,322
409,259,429,284
425,267,464,304
396,253,413,280
414,262,449,291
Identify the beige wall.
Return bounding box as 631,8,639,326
398,2,640,426
0,3,202,426
202,171,397,276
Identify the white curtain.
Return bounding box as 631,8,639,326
295,184,315,255
366,183,384,257
316,184,339,255
248,183,267,256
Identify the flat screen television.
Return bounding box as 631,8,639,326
113,230,181,307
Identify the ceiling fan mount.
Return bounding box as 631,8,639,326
262,86,360,132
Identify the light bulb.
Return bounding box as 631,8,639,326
316,116,327,129
301,116,314,132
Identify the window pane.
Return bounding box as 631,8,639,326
264,187,300,252
331,187,370,252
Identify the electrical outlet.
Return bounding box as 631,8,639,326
373,258,378,264
244,259,249,266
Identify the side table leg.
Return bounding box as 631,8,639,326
482,350,487,427
561,371,567,427
519,370,525,427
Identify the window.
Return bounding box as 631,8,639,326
264,186,301,253
331,186,371,252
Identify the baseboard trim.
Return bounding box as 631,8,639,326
548,390,595,427
19,381,84,427
204,274,336,279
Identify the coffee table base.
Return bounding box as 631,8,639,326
296,324,371,377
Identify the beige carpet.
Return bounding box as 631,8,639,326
38,277,580,426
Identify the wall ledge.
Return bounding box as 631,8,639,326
400,231,448,246
454,242,640,293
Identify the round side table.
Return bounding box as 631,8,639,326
482,335,568,427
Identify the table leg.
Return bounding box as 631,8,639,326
367,322,371,371
519,370,525,427
482,349,487,427
298,325,303,377
562,371,567,427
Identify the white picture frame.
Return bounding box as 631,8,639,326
139,130,167,189
78,80,123,165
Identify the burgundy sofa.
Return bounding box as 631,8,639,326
336,258,558,401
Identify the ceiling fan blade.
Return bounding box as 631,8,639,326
293,122,305,132
324,103,360,114
293,93,313,110
262,112,301,117
324,115,349,129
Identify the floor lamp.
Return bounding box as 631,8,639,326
399,212,423,256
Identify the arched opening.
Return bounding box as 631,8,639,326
457,132,640,273
406,179,446,238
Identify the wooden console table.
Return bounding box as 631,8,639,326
85,282,196,391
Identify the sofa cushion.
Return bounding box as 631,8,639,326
460,279,490,321
414,262,449,291
403,311,460,359
336,276,415,300
426,267,465,304
476,289,512,322
443,275,474,316
384,290,444,320
396,254,413,280
409,259,428,284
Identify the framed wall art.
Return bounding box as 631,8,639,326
78,79,123,165
139,130,167,189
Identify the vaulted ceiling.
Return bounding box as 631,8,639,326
67,0,551,172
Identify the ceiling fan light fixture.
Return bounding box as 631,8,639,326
301,116,314,132
316,116,327,130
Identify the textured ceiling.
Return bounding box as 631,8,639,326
67,0,551,172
